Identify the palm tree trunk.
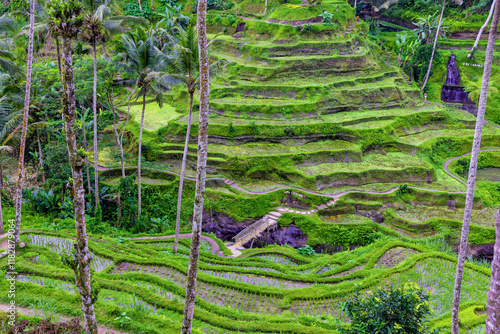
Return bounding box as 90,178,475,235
13,0,35,246
36,128,45,185
181,5,210,333
92,37,100,217
486,205,500,333
110,89,125,221
138,94,146,219
451,4,500,333
421,0,446,92
82,119,92,195
61,35,99,334
0,159,3,234
174,92,194,254
469,0,497,58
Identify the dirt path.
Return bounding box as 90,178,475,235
0,304,128,334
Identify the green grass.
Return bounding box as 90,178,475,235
298,153,429,176
128,102,181,131
393,205,498,229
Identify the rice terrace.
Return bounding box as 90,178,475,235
0,0,500,332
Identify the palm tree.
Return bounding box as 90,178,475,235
118,28,170,220
421,0,462,92
180,0,210,332
165,26,227,254
451,3,500,333
47,0,98,333
12,0,35,247
0,14,24,78
486,205,500,333
82,0,144,220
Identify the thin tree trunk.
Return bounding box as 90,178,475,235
138,0,142,11
174,92,194,254
180,4,210,332
110,89,125,221
469,0,497,58
61,35,99,334
486,205,500,333
36,128,45,185
0,159,3,234
151,0,154,10
92,37,99,212
82,118,91,195
56,36,62,76
13,0,35,246
138,94,146,219
421,0,446,92
111,92,126,179
451,4,500,333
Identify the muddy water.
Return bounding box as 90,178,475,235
476,168,500,182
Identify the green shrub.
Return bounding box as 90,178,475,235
339,283,437,334
298,245,315,256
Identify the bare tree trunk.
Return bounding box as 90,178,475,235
421,0,446,92
82,122,92,195
486,205,500,333
56,36,62,76
36,128,45,185
110,89,125,221
180,4,210,333
138,0,142,11
111,92,126,179
174,92,194,254
61,35,99,334
0,159,3,234
92,37,100,213
13,0,35,246
469,0,497,58
138,94,146,219
451,4,500,333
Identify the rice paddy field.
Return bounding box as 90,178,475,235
0,233,491,333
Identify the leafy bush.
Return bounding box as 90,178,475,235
339,283,437,334
298,245,315,256
227,14,235,26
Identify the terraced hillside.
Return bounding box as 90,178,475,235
0,232,492,333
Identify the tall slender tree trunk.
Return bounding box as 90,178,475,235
0,159,3,234
36,128,45,185
56,36,62,76
13,0,35,246
174,92,194,254
486,205,500,333
61,35,99,334
138,0,142,10
138,94,146,219
451,4,500,333
92,36,100,215
110,89,125,222
82,120,92,195
421,0,446,92
469,0,497,58
180,5,210,333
